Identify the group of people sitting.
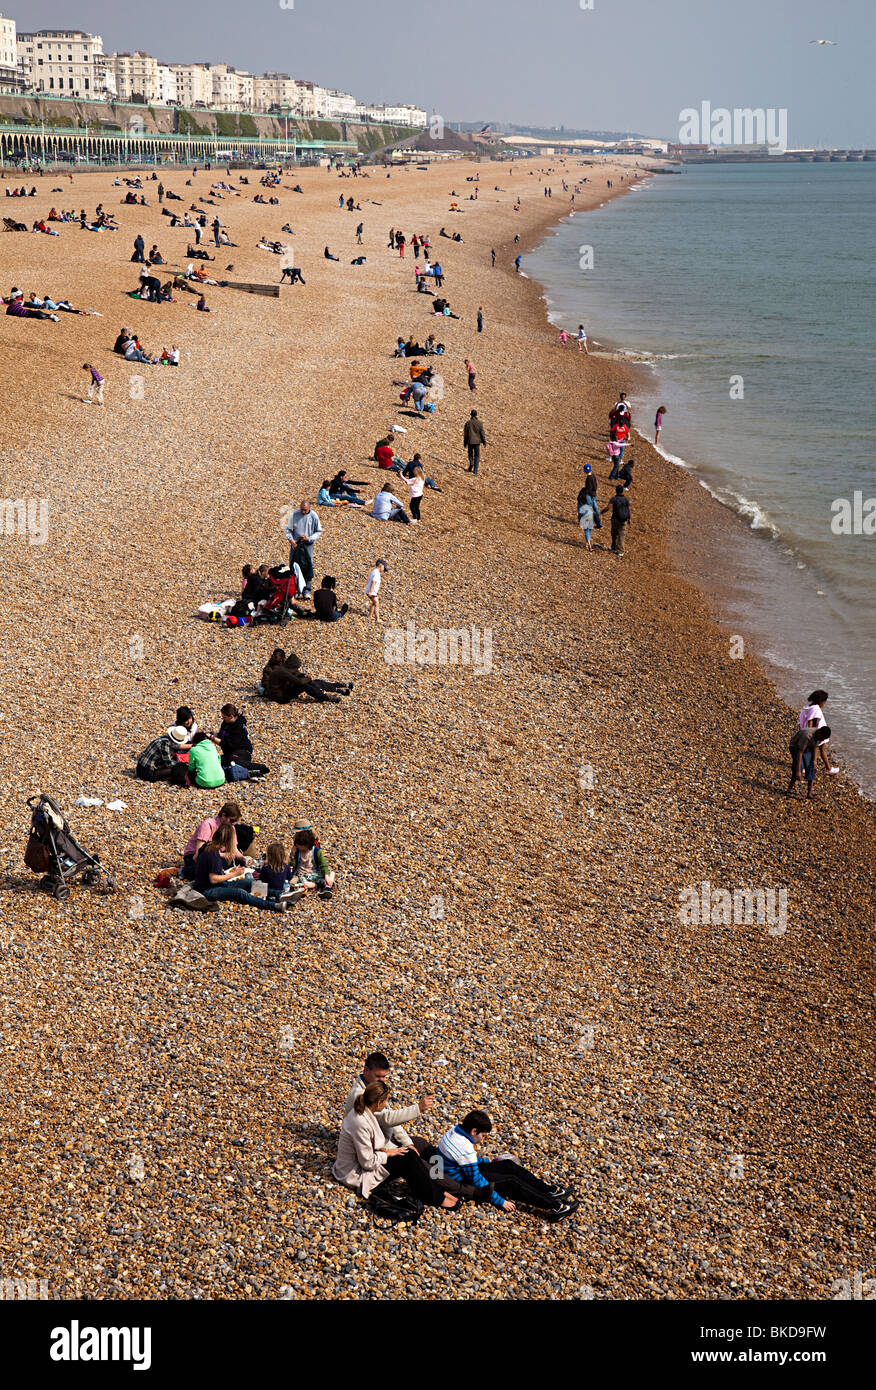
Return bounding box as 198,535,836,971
177,803,334,912
136,704,268,787
333,1051,579,1221
113,327,172,365
260,649,353,704
4,185,37,197
393,335,445,357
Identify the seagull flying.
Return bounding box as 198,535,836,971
810,38,836,45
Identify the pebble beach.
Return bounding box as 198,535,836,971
0,155,873,1301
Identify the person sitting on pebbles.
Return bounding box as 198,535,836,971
260,649,352,705
287,819,335,899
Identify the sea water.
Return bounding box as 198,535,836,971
527,162,876,793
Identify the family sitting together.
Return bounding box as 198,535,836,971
136,704,269,786
177,805,334,912
333,1051,579,1221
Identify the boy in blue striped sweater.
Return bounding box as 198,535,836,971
436,1111,578,1221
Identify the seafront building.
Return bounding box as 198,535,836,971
7,13,427,125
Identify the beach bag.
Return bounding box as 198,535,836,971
168,883,218,912
367,1179,424,1226
24,834,51,874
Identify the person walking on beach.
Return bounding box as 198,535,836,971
356,222,363,244
577,486,597,551
490,248,496,268
654,405,666,444
464,409,486,474
477,306,484,333
82,363,104,406
514,254,522,273
577,324,589,355
602,485,631,557
465,357,477,392
581,463,601,529
365,559,387,625
558,329,568,349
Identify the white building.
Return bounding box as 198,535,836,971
170,62,213,108
110,51,160,103
0,12,21,90
320,88,357,120
17,28,106,98
210,63,253,111
156,62,178,105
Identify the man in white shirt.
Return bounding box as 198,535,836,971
344,1049,433,1147
284,500,322,598
365,559,387,624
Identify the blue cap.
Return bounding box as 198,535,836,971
584,464,592,473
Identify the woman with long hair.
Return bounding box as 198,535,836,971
333,1081,457,1209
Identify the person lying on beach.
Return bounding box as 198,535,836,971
194,821,285,912
38,294,81,313
787,724,832,799
5,290,58,321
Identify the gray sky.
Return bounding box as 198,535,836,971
19,0,876,145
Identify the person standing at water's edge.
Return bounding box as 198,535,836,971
464,410,486,474
577,324,589,355
655,405,666,444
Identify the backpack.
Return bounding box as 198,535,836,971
367,1179,424,1226
613,495,630,523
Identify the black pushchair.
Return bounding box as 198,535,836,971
25,794,116,902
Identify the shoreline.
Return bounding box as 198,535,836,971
0,157,873,1300
524,185,876,799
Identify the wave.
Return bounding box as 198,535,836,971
633,425,782,537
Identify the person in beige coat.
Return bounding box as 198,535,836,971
333,1081,456,1209
344,1050,434,1148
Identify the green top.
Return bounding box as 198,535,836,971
188,740,226,789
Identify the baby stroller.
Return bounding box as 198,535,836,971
260,566,299,626
25,794,116,902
